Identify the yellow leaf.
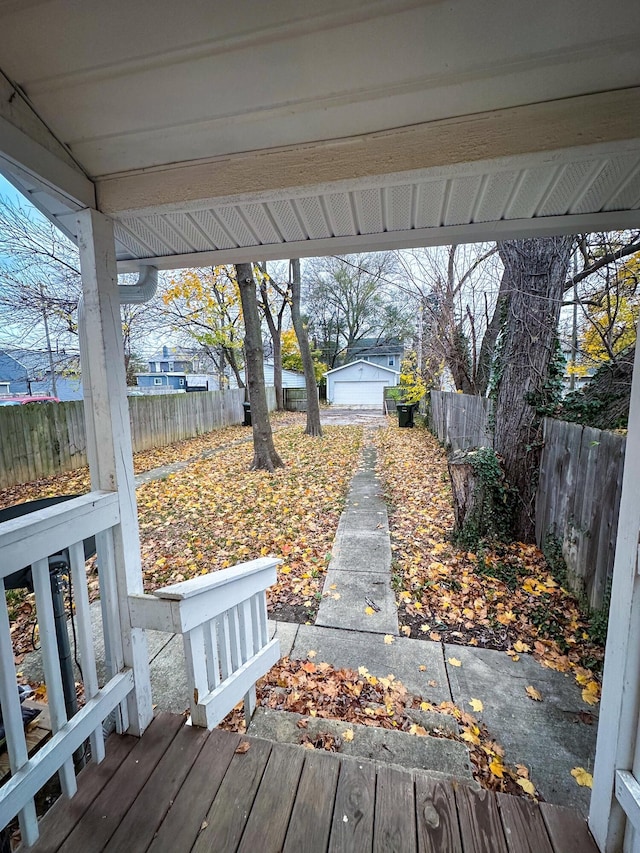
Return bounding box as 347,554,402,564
461,728,480,746
418,665,427,672
332,593,341,600
307,650,317,659
513,640,530,653
384,635,395,645
364,606,375,616
401,626,411,637
582,681,600,705
571,767,593,788
409,724,428,737
489,758,504,778
526,686,542,701
343,729,354,742
420,701,430,711
420,624,430,633
517,778,536,796
448,657,462,667
469,698,484,713
358,666,370,677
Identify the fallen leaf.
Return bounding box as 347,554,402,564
200,820,209,832
489,758,504,778
384,635,395,645
469,698,484,713
235,741,251,754
401,626,411,636
418,665,427,672
526,686,542,701
364,606,375,616
343,728,354,742
448,657,462,667
429,632,442,642
296,719,308,729
420,624,430,633
516,764,530,778
307,650,317,659
571,767,593,788
517,778,536,796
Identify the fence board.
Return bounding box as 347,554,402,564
0,387,266,489
430,391,493,450
430,391,625,611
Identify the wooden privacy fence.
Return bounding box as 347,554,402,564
0,388,257,489
430,391,494,450
536,418,625,610
429,390,625,610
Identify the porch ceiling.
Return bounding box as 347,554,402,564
0,0,639,268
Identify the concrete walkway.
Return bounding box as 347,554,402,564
315,438,398,635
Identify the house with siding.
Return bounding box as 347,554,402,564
345,339,405,371
0,348,83,400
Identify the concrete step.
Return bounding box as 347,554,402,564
248,708,475,785
290,625,452,705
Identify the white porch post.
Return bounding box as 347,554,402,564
75,208,153,736
590,333,640,852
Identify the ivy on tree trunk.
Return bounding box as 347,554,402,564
236,263,284,471
493,237,573,541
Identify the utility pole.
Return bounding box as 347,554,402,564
40,281,58,397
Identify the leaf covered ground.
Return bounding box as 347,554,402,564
136,424,363,613
373,424,605,700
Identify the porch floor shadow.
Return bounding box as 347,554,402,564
21,712,598,853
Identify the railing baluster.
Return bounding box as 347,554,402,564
203,621,220,690
237,600,253,664
69,541,105,763
0,578,39,845
250,593,263,654
183,625,209,727
96,528,129,733
31,558,77,800
217,613,232,680
229,606,242,670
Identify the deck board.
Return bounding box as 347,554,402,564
283,750,340,853
192,737,271,853
237,742,305,853
415,775,463,853
15,715,601,853
329,756,376,853
57,713,183,853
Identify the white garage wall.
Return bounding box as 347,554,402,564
326,360,399,407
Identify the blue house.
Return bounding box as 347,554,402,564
345,338,405,370
146,345,195,374
135,372,187,391
0,348,83,400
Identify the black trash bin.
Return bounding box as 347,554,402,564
243,401,252,426
397,403,414,428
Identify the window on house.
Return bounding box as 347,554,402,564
168,361,174,371
179,378,185,386
388,357,395,366
154,378,162,386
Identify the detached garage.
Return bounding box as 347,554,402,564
325,360,400,408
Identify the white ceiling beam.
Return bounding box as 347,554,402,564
99,88,640,217
0,73,95,209
115,208,640,272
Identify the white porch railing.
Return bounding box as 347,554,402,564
129,558,281,728
0,492,134,847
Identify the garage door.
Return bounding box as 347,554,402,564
332,380,387,406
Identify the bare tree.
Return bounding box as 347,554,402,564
236,263,284,471
256,262,290,410
290,258,322,437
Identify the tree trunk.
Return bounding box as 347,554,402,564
290,258,322,437
493,237,573,541
236,263,284,471
259,277,283,410
476,269,510,396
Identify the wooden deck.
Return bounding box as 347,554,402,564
23,712,599,853
1,703,51,786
